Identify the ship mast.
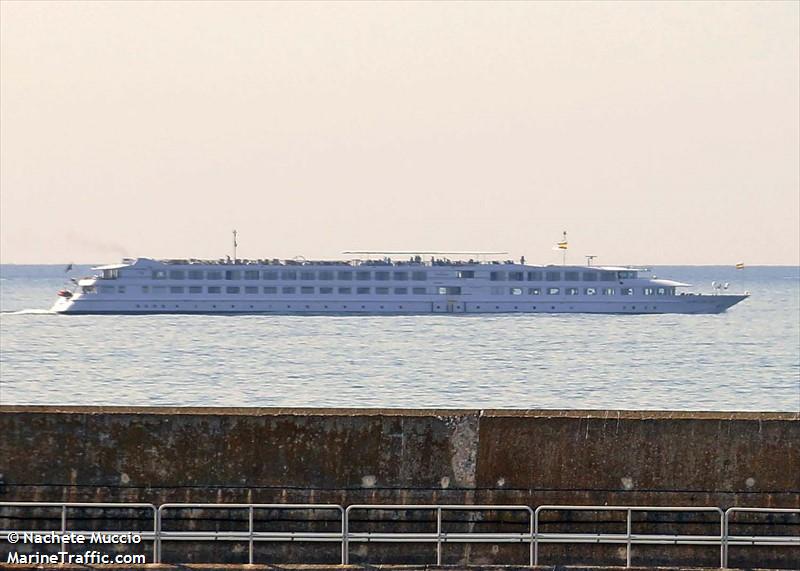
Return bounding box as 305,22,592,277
233,230,238,264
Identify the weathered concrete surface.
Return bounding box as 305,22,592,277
0,407,797,568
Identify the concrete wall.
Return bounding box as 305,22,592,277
1,407,798,567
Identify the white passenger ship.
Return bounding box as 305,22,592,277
52,253,748,315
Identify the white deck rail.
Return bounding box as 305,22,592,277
1,502,797,567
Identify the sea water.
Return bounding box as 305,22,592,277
1,265,798,411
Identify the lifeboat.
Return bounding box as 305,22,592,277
57,289,73,298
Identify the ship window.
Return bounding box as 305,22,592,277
566,287,579,295
527,271,543,281
281,270,297,280
621,287,634,295
565,271,579,281
169,270,185,280
603,287,615,295
643,287,655,295
490,287,504,295
300,271,315,280
152,270,167,279
457,270,475,279
318,270,334,280
657,287,670,295
585,287,597,295
338,271,353,280
547,287,560,295
600,272,616,282
170,286,184,294
376,287,390,294
412,287,427,294
411,271,427,281
508,271,524,281
357,287,370,294
374,271,390,281
545,271,561,281
81,285,96,294
301,286,314,294
206,271,222,280
188,270,204,280
102,269,119,279
189,286,202,294
141,286,149,293
118,286,126,293
618,271,638,279
438,286,462,295
394,271,409,280
510,287,523,295
244,270,259,280
226,286,240,294
208,286,221,294
153,286,167,294
263,286,277,294
338,287,352,294
490,271,506,281
582,272,598,281
225,270,240,280
245,286,258,294
282,286,296,294
394,287,408,294
320,287,333,294
356,271,371,281
262,271,278,280
528,287,541,295
99,285,115,293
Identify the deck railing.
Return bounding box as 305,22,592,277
1,501,797,567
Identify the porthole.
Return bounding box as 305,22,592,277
514,306,518,310
212,305,216,308
551,306,555,310
632,306,636,310
324,305,328,309
231,305,235,308
495,306,500,309
361,305,366,309
343,305,348,309
135,304,140,308
476,305,481,309
250,305,254,309
380,305,384,309
305,305,310,309
399,305,403,309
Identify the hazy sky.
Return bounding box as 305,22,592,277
1,1,798,265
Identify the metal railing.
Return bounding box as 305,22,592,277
534,505,725,567
722,507,800,568
156,503,344,564
1,501,797,567
344,504,534,564
0,502,157,561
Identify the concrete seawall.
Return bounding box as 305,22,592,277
1,406,798,567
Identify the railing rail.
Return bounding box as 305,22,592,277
2,501,797,567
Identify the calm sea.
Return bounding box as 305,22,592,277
0,264,798,411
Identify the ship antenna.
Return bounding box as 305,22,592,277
233,229,238,264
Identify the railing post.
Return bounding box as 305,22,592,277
534,508,539,566
529,508,534,566
342,507,350,565
436,507,442,565
61,505,67,555
248,506,254,565
722,509,728,569
626,508,632,567
152,507,159,564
